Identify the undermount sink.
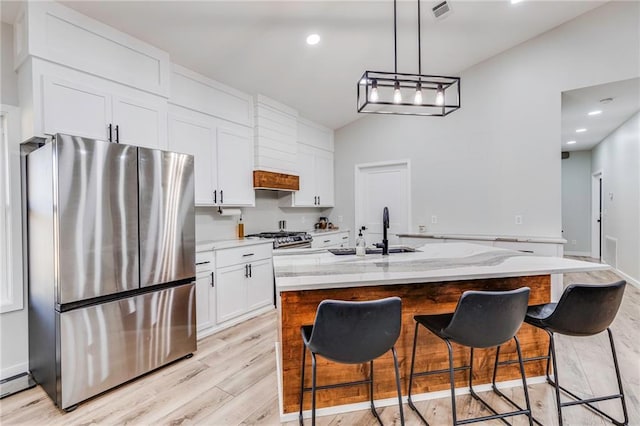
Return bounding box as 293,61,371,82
328,246,419,255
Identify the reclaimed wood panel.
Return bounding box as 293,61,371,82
253,170,299,191
279,276,551,414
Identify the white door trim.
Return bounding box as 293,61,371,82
591,170,603,259
354,159,412,240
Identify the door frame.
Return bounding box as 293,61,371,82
354,159,412,240
591,170,603,260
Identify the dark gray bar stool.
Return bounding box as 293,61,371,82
299,297,405,426
408,287,533,426
520,280,628,426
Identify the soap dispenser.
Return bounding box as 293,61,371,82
355,228,366,257
237,215,244,239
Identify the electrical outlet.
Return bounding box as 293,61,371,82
431,215,438,224
515,215,523,225
338,215,343,223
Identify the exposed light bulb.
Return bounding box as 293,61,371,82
414,83,423,105
435,84,444,106
370,80,379,102
393,80,402,104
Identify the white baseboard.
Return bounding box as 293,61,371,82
1,362,28,381
564,251,592,257
610,266,640,289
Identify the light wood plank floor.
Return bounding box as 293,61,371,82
1,267,638,425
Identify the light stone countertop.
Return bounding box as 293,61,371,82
397,233,567,244
308,228,350,236
273,242,608,292
196,238,273,252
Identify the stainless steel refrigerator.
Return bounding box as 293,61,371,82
23,133,196,410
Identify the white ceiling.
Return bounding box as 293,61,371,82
561,78,640,152
3,1,607,129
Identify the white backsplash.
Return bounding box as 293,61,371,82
196,190,333,242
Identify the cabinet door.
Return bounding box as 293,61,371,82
216,264,248,323
246,259,274,311
315,148,334,207
168,113,217,205
112,95,167,150
42,76,111,140
293,145,316,206
195,271,214,332
216,126,255,206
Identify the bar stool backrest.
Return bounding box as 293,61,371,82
442,287,530,348
306,297,402,364
545,280,626,336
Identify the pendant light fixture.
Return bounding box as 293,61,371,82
357,0,461,116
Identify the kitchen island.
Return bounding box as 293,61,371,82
273,243,609,418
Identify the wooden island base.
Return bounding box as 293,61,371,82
279,275,550,414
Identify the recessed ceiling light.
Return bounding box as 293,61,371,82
566,141,577,145
306,34,320,45
576,128,587,133
588,110,602,116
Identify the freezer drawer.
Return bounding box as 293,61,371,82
59,283,196,409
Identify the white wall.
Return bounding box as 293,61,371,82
0,23,29,380
592,112,640,284
1,23,19,106
561,151,592,255
334,2,640,240
195,191,334,242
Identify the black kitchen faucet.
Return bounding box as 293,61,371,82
375,206,390,255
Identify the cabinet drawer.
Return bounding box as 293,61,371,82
216,243,272,268
196,250,214,272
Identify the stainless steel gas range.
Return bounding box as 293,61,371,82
245,231,313,249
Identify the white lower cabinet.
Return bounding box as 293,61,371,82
216,263,249,323
195,250,216,336
310,231,350,249
216,257,274,323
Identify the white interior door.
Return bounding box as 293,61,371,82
355,161,411,247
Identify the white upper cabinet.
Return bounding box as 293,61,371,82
41,76,112,141
168,111,217,205
216,126,254,206
279,117,335,208
168,106,255,207
15,1,170,97
36,69,168,149
112,95,167,149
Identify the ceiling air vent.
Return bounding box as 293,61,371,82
432,1,452,19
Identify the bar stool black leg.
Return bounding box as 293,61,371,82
407,322,426,421
299,345,306,425
311,352,317,426
547,331,564,426
514,336,534,426
445,339,458,426
369,360,383,425
391,346,406,426
468,347,510,426
608,328,629,425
